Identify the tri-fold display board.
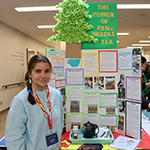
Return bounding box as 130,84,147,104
46,47,142,140
45,2,141,140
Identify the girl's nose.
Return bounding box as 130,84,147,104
41,72,46,77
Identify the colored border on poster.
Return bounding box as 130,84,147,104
66,86,84,102
118,52,132,70
66,68,84,86
98,50,118,73
81,53,99,77
100,93,118,108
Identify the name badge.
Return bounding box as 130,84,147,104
46,132,59,147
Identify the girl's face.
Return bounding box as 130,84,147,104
29,62,51,91
142,62,147,71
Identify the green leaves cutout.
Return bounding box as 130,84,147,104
47,0,98,44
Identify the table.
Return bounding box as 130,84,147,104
0,137,6,150
60,130,150,150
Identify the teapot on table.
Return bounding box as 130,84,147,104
81,121,99,138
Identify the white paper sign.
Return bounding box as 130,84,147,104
126,101,141,139
118,53,132,70
126,77,141,102
66,69,84,85
101,116,116,126
101,94,117,107
84,93,100,106
82,53,99,76
100,51,117,72
67,87,83,101
67,113,83,123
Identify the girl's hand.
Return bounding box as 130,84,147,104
146,82,150,88
148,103,150,109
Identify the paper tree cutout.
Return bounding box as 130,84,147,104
47,0,98,44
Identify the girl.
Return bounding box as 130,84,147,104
5,55,64,150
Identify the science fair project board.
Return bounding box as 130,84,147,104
45,47,142,140
65,47,141,140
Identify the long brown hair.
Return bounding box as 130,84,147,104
25,55,52,105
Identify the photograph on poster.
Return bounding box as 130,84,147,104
105,76,115,90
132,48,141,75
106,106,115,114
59,87,66,128
84,77,93,89
118,100,125,113
132,48,141,56
117,74,125,99
94,76,104,90
117,74,125,88
88,104,97,113
60,87,66,105
118,115,124,130
70,100,80,112
118,88,125,99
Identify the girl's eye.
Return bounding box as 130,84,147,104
35,70,41,73
45,69,51,73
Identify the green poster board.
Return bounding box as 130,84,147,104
82,3,117,49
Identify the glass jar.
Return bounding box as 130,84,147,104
73,125,78,139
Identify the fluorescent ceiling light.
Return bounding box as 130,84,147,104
139,40,150,43
117,33,129,35
15,4,150,12
132,44,150,46
117,4,150,9
37,25,54,28
127,47,133,48
127,46,143,48
15,6,61,12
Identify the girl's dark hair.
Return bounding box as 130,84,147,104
25,55,52,105
141,56,147,64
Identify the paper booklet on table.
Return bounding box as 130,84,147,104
109,135,141,150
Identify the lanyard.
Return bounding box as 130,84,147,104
32,85,53,129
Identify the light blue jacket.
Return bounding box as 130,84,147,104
5,86,64,150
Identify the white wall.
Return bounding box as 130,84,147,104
55,41,66,50
142,49,150,62
0,22,53,111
